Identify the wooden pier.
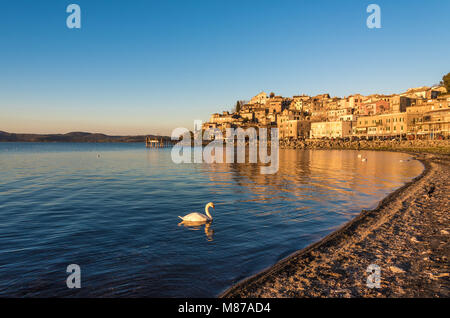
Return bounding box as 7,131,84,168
145,136,171,148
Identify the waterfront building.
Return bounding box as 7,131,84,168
310,110,328,122
277,109,304,128
202,122,218,130
267,112,278,124
266,96,285,113
348,94,364,111
359,100,390,116
240,111,254,122
291,95,310,111
353,112,420,137
401,86,442,99
249,92,269,105
210,112,231,124
203,86,448,141
418,108,450,139
409,96,450,138
339,114,356,121
324,98,340,111
279,120,311,139
254,108,270,125
391,96,414,112
310,121,354,139
338,97,350,109
327,107,354,121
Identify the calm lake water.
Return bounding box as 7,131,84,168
0,143,423,297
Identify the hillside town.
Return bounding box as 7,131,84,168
202,83,449,141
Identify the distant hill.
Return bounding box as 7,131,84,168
0,131,170,143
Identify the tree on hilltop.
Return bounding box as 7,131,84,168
441,72,450,93
235,101,242,113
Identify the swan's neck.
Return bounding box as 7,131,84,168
205,205,213,220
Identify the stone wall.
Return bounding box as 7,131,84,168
279,138,450,154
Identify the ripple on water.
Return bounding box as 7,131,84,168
0,143,423,297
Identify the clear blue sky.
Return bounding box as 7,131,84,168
1,0,449,135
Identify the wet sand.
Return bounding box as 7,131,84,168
221,153,449,297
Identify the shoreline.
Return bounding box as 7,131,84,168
221,152,449,297
280,139,450,155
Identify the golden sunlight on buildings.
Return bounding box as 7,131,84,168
202,84,449,140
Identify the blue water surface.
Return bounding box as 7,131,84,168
0,142,423,297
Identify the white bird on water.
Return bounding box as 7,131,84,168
179,202,215,223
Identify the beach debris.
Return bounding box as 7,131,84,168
424,184,435,197
428,272,449,280
434,273,449,278
389,266,405,274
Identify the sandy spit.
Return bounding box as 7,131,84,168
221,153,449,298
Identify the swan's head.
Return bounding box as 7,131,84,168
205,202,215,220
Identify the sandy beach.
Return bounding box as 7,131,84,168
222,153,449,298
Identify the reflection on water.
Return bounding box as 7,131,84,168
178,222,214,242
0,143,423,297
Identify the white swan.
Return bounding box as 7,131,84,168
178,202,215,223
